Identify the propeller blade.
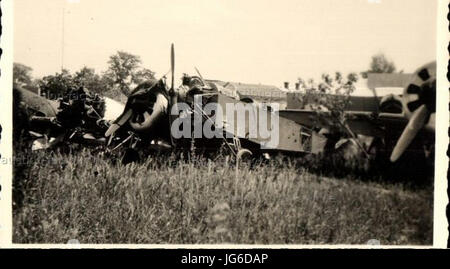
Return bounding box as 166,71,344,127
105,108,133,137
168,44,176,146
195,67,205,80
116,108,134,126
390,104,429,162
105,124,120,138
171,43,175,91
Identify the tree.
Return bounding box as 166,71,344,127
134,68,157,85
361,53,396,78
38,69,76,99
104,51,156,96
73,67,108,94
13,63,40,93
295,72,373,168
369,53,396,73
13,63,33,86
296,72,359,134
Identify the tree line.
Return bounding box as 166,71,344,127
13,51,155,102
15,52,398,103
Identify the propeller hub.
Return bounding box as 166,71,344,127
418,79,436,113
403,62,436,117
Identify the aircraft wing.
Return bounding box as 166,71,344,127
278,109,408,138
16,87,59,117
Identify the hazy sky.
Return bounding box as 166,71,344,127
14,0,437,87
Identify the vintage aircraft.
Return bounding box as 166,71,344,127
16,44,435,170
104,45,436,166
277,62,436,162
104,45,311,161
14,86,114,150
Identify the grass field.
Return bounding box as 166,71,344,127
12,147,433,245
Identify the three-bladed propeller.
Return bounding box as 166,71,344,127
390,62,436,162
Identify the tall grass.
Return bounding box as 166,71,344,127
13,148,433,245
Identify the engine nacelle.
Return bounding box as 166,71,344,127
119,80,170,135
379,94,403,114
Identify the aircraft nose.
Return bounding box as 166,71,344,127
128,93,169,133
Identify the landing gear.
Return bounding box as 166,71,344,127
231,136,254,162
236,148,253,161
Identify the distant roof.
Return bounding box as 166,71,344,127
208,74,412,99
351,72,411,96
208,80,281,93
366,73,412,89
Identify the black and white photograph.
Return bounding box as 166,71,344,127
3,0,448,246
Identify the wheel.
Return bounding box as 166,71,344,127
236,148,253,161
